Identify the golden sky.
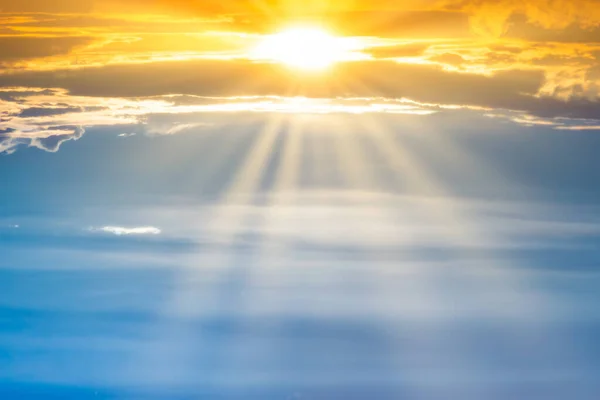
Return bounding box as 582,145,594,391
1,0,600,153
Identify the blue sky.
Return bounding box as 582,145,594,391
2,108,600,399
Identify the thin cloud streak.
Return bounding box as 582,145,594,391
92,226,162,236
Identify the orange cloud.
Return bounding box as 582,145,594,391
444,0,600,36
0,37,93,61
91,0,600,36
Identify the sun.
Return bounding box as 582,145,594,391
252,27,357,71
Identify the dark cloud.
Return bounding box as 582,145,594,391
16,106,104,118
2,58,585,119
0,89,58,102
0,127,16,135
0,37,93,61
0,0,93,13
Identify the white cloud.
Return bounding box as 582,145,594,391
92,226,162,236
0,88,441,154
3,86,600,155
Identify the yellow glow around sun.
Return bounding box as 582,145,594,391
252,27,360,71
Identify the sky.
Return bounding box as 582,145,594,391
1,1,600,399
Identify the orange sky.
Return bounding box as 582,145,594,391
1,0,599,151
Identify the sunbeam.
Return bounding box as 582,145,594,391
355,111,545,311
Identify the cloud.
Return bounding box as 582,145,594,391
28,126,85,152
145,122,213,136
2,123,83,154
2,0,599,43
0,88,142,153
428,52,466,66
91,0,600,38
4,57,597,120
0,37,94,61
555,125,600,131
441,0,600,37
77,191,600,252
1,0,598,113
17,106,103,118
0,0,93,12
2,81,600,155
0,87,441,154
0,128,84,154
327,10,472,38
0,59,544,106
92,226,162,236
1,96,98,153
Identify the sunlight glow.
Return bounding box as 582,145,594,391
252,27,361,70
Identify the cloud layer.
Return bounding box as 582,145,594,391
1,0,599,154
1,84,599,155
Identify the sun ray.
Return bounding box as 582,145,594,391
331,117,380,191
326,60,540,303
222,114,284,200
272,116,304,194
344,110,555,400
129,110,291,385
354,111,546,319
404,114,529,197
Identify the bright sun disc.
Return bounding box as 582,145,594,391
253,27,355,71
